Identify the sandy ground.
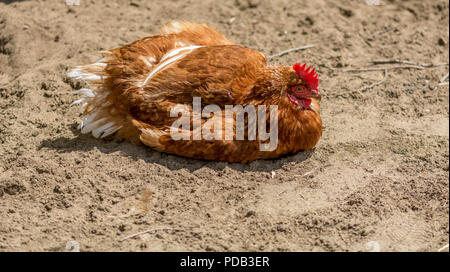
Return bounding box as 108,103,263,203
0,0,448,252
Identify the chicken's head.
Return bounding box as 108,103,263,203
287,63,320,109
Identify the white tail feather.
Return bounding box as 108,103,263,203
81,111,100,127
81,117,108,134
92,122,115,138
101,125,123,138
73,88,95,97
68,60,122,138
71,97,89,106
67,70,104,81
79,103,88,113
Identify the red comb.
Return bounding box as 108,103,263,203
293,63,319,90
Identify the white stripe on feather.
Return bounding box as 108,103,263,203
140,45,204,87
159,45,202,62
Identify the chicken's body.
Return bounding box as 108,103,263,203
68,22,322,163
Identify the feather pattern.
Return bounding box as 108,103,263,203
68,21,322,162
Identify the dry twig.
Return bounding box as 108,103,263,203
373,28,392,36
278,190,287,196
358,69,388,92
268,45,315,59
120,227,180,242
371,59,448,68
343,61,449,93
439,72,449,83
346,65,424,72
371,59,417,65
303,168,317,177
344,61,448,72
372,59,409,65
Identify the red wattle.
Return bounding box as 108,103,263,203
300,98,312,109
288,93,312,109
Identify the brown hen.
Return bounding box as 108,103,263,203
68,21,322,163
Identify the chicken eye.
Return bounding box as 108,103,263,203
292,85,308,94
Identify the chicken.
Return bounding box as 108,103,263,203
68,21,322,163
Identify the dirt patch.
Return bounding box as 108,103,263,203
0,0,448,251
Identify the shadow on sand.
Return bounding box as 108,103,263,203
38,123,315,173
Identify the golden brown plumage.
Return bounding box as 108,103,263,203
68,21,322,163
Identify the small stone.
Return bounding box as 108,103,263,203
247,0,261,8
339,7,353,17
245,211,256,217
53,185,62,194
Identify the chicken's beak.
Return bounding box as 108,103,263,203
310,90,321,100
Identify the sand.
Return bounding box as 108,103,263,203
0,0,448,252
